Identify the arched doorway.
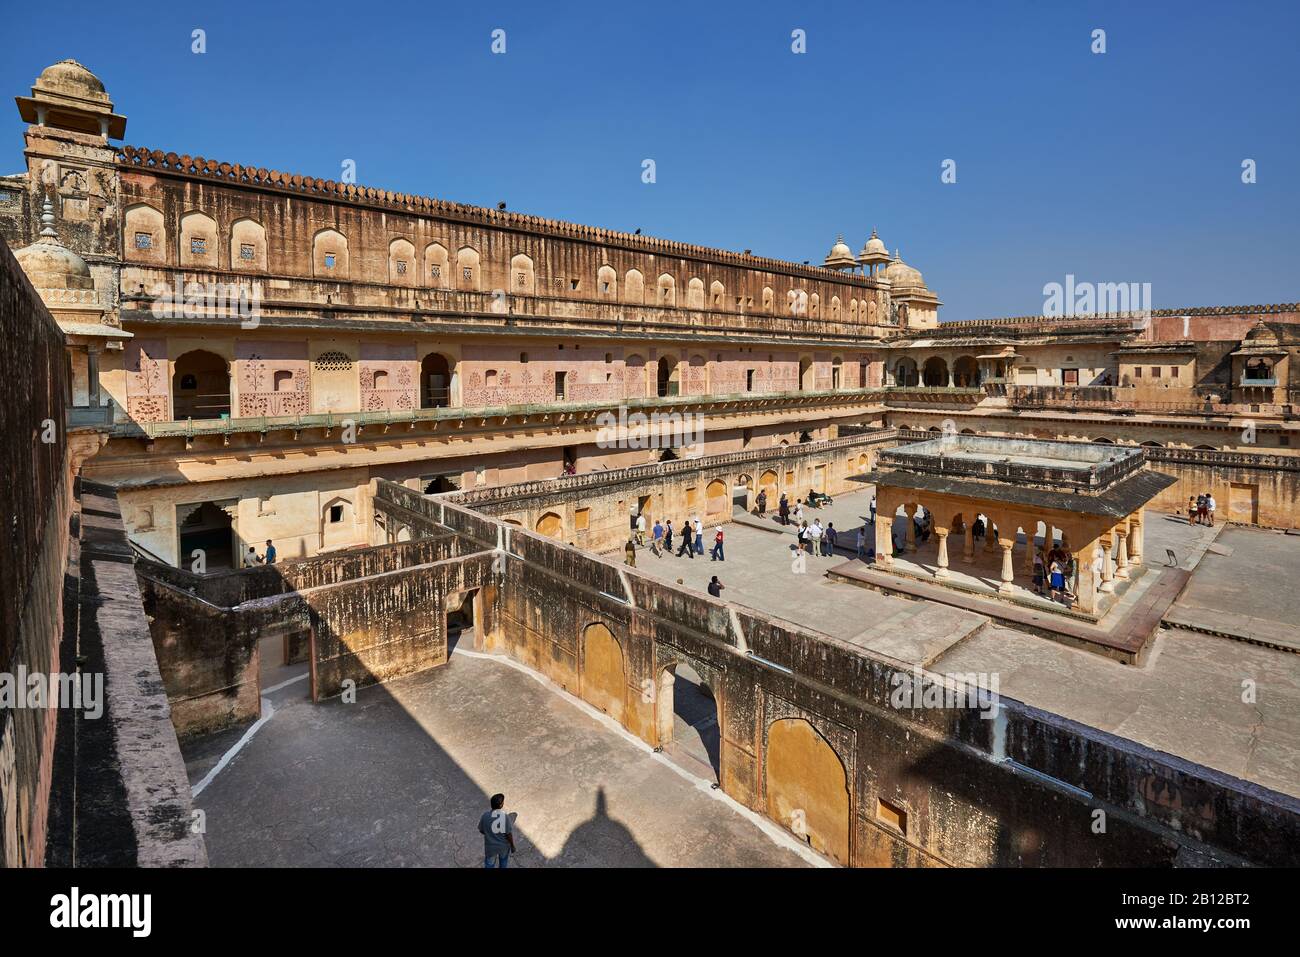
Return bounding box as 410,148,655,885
894,357,918,387
656,662,720,782
535,512,563,538
581,623,625,723
420,352,451,408
705,479,729,518
953,355,980,387
766,718,850,865
923,356,949,387
759,470,778,502
734,474,754,513
177,501,235,571
172,350,230,420
657,355,679,397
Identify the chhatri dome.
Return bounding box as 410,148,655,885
822,234,857,270
16,58,126,139
13,196,94,293
883,249,925,288
858,228,888,260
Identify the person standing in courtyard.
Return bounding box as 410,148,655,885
809,518,824,557
624,539,636,567
664,519,674,555
711,526,725,561
651,518,664,557
707,575,724,598
825,522,838,557
693,516,704,557
869,495,877,524
264,539,277,564
855,524,866,559
756,489,767,517
778,493,790,526
676,516,694,557
1206,491,1216,526
478,793,515,868
636,511,647,545
1032,552,1045,596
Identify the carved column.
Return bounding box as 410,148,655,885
904,504,917,552
935,528,950,579
1128,511,1144,566
998,539,1015,594
983,515,997,553
1098,536,1115,593
1115,523,1130,580
1075,536,1099,613
875,517,894,568
963,521,974,563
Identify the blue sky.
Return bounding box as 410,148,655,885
5,0,1296,320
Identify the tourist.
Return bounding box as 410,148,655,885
1032,552,1045,596
624,539,636,567
855,525,866,559
636,512,647,545
1188,495,1199,525
478,793,515,868
711,527,725,561
797,521,810,553
651,519,664,557
676,517,694,557
793,500,805,525
693,517,704,556
809,519,824,556
664,519,674,554
972,516,985,541
869,496,877,524
1065,552,1078,602
1196,493,1206,525
778,493,790,525
1205,491,1216,527
1049,559,1066,603
244,545,261,568
707,575,724,598
264,539,277,564
756,489,767,517
825,522,838,556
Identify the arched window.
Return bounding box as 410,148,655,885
457,246,480,290
657,274,676,305
124,203,166,265
624,268,644,302
389,238,415,285
313,228,349,277
510,253,535,295
762,287,774,313
687,277,705,309
179,211,218,267
230,217,267,271
273,370,294,392
710,279,725,308
597,264,617,298
424,242,449,287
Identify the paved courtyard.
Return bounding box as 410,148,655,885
626,488,1300,798
183,643,817,868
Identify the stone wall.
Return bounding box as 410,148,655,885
375,481,1300,868
0,235,72,867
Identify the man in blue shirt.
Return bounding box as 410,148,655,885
478,793,515,868
264,539,277,564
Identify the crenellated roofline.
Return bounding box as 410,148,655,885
116,145,888,289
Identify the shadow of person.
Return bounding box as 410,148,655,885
554,787,656,867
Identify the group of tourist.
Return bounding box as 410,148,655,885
794,518,839,557
1032,542,1077,604
624,513,724,567
1187,492,1217,526
243,539,277,567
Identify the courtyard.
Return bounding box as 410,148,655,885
625,487,1300,799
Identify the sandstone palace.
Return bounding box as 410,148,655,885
2,59,1298,871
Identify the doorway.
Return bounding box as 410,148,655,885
657,662,720,782
177,501,235,571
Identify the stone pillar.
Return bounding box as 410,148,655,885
998,540,1015,594
875,517,894,567
1098,537,1115,593
904,504,917,552
984,517,997,553
87,346,102,408
963,522,974,563
1022,521,1036,574
1075,537,1099,613
935,528,950,579
1128,512,1144,566
1115,525,1130,580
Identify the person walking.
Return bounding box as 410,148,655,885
664,519,674,555
1195,493,1206,526
1205,491,1216,527
711,527,725,561
636,511,647,545
1049,559,1065,603
869,496,877,524
651,519,664,557
793,500,805,526
693,517,704,557
676,517,694,557
797,521,810,553
707,575,725,598
1032,552,1045,596
809,519,824,557
778,493,790,526
478,793,516,868
855,525,866,559
756,489,767,517
825,522,838,556
624,539,637,567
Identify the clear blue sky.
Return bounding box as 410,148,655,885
5,0,1296,320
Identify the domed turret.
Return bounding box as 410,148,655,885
883,249,925,288
16,58,126,139
822,235,858,271
13,196,94,293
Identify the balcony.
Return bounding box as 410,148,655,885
67,405,114,429
1239,377,1278,388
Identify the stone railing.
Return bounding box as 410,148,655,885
1144,446,1300,472
446,427,912,507
877,436,1144,491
